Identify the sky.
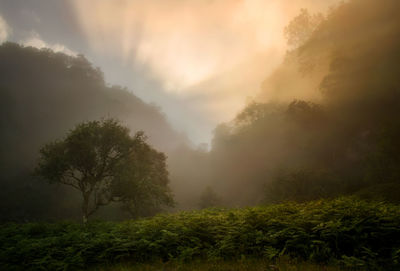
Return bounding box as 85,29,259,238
0,0,337,145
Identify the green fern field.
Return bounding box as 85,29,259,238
1,198,400,270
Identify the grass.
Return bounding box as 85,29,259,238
1,197,399,271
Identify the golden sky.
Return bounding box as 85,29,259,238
71,0,337,143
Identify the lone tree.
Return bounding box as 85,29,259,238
35,119,174,223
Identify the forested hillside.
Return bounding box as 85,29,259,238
175,0,400,207
0,43,183,221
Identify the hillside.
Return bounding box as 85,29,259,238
173,0,400,207
0,43,184,221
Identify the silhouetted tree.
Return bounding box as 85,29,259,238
35,119,174,223
0,42,182,221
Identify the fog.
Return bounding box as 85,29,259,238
0,43,184,220
1,0,400,221
70,0,338,143
170,0,400,208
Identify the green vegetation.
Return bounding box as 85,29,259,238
1,198,399,270
90,259,345,271
1,1,400,270
0,42,181,222
35,119,174,223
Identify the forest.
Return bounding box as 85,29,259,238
1,0,400,270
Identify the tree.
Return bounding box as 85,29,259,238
0,43,181,222
110,136,175,218
284,9,324,49
35,119,174,223
199,186,221,209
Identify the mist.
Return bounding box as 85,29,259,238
0,43,184,221
2,2,400,269
1,0,400,222
169,0,400,208
70,0,338,143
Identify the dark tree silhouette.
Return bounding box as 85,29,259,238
35,119,174,223
0,42,181,221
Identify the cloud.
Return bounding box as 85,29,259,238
72,0,337,92
72,0,288,91
21,32,77,56
70,0,339,143
0,15,11,43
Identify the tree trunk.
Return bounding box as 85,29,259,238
82,194,89,224
82,213,88,224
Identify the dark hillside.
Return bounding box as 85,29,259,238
0,43,183,221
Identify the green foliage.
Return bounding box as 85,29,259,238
90,258,345,271
0,42,181,222
35,119,174,222
1,198,399,270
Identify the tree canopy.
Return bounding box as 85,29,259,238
35,119,174,223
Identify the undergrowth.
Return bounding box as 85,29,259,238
1,197,399,270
